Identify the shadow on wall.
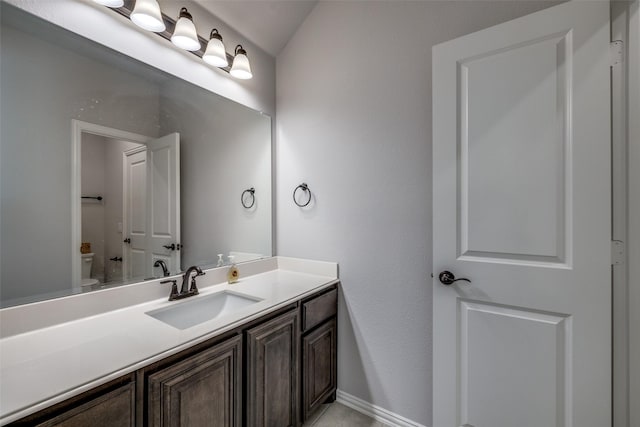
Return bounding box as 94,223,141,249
337,286,388,407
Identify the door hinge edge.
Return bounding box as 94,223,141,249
611,240,625,265
610,40,624,66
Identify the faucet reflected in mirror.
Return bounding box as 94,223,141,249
154,260,170,277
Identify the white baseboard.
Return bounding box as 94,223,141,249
335,389,428,427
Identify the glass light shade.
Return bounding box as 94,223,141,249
230,46,252,79
130,0,165,32
93,0,124,7
171,9,200,51
203,33,228,68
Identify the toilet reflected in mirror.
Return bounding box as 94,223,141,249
80,252,99,289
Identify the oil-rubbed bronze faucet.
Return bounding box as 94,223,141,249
154,260,170,277
161,266,205,301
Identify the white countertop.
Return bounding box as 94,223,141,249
0,257,338,425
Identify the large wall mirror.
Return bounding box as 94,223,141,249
0,3,272,308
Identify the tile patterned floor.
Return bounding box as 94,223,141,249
302,402,389,427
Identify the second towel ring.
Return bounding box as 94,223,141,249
241,187,255,209
293,183,312,207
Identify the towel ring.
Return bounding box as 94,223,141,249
293,183,312,207
241,187,255,209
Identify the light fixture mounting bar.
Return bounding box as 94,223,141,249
112,0,234,73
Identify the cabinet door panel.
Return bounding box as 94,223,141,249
303,318,337,420
148,335,242,427
36,383,135,427
246,309,300,427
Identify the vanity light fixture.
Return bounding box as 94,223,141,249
203,29,229,68
93,0,124,8
171,7,200,51
230,45,253,80
94,2,253,79
130,0,165,32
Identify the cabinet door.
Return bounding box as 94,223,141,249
148,335,242,427
246,309,300,427
35,383,135,427
302,318,337,421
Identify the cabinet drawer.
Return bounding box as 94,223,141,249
302,288,337,332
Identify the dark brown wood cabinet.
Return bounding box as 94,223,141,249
300,287,338,423
245,309,300,427
10,283,338,427
302,318,337,420
147,335,242,427
36,384,135,427
8,376,136,427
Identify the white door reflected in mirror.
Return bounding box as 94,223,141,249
75,121,180,289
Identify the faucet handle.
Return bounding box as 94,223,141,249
161,279,179,301
189,276,200,295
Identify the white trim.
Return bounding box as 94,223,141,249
70,120,152,289
336,390,428,427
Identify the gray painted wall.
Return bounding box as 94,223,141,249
0,21,161,302
160,79,272,267
275,1,557,424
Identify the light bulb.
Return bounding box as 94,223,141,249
230,45,252,79
203,29,228,68
171,8,200,51
93,0,124,7
130,0,165,32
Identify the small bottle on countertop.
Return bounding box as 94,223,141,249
216,254,224,267
227,263,239,284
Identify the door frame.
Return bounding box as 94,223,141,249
612,1,639,426
612,1,628,426
625,1,640,425
70,120,152,289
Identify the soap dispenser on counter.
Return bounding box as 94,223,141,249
227,255,239,283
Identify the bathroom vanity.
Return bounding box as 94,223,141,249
0,257,338,427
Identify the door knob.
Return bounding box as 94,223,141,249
438,270,471,285
163,243,176,251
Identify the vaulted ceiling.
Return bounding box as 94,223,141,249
194,0,318,57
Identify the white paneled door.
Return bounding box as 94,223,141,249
146,133,181,276
432,2,611,427
124,147,148,279
123,133,180,280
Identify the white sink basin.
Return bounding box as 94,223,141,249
146,290,263,330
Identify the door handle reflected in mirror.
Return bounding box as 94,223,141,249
438,271,471,285
163,243,176,251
